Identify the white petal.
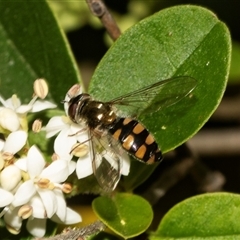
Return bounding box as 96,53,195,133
45,116,68,138
54,128,76,159
54,189,66,222
38,190,57,218
64,207,82,224
26,218,46,237
40,160,69,183
29,195,46,218
16,104,32,114
0,188,14,207
4,130,27,154
76,154,93,179
70,124,89,143
6,95,21,109
68,160,76,175
4,207,22,231
14,157,27,171
27,145,45,178
0,108,20,131
0,165,21,191
52,207,82,225
0,139,5,151
121,152,130,176
12,180,36,207
31,100,57,112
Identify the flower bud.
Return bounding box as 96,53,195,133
0,165,21,191
0,108,20,132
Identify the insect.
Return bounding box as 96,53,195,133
66,76,196,191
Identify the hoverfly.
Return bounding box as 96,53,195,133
66,76,196,192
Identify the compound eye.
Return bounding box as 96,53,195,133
68,102,77,122
64,84,82,115
67,95,82,123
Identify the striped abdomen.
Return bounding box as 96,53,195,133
109,118,162,164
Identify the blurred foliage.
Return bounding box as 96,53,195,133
48,0,101,31
48,0,151,33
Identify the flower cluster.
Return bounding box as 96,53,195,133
0,80,131,237
0,79,81,237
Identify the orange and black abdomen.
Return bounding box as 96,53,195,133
109,118,162,164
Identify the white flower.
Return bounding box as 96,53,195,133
0,188,14,208
3,192,81,237
0,130,27,179
0,145,82,237
0,94,56,131
13,146,69,211
45,116,91,179
0,108,20,132
0,165,21,191
0,130,28,154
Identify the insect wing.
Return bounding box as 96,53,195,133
107,76,196,116
91,133,124,192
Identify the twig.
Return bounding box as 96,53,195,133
188,128,240,156
176,144,225,193
37,221,106,240
86,0,121,41
142,144,195,205
212,95,240,122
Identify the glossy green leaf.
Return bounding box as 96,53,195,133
89,5,231,154
0,0,80,106
150,192,240,240
92,193,153,239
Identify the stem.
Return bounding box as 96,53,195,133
39,221,106,240
86,0,121,41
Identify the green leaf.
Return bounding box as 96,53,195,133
89,5,231,154
0,0,80,106
150,192,240,240
92,193,153,239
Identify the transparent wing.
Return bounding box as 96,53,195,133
91,132,125,192
107,76,196,117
